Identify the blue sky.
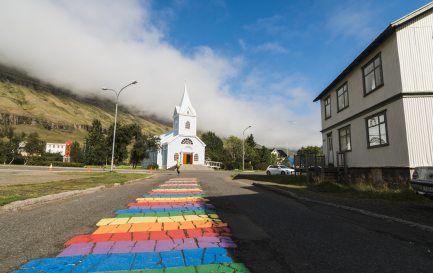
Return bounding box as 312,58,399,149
0,0,431,148
149,0,431,108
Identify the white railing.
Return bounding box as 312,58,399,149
205,160,222,169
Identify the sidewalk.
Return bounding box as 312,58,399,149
237,179,433,229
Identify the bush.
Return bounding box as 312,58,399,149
26,159,85,167
254,162,269,170
223,161,241,170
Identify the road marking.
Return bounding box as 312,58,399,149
14,178,251,272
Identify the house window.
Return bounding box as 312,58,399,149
181,138,193,145
185,121,190,129
324,96,331,119
174,153,179,161
338,125,351,152
366,111,388,148
194,154,199,161
337,83,349,111
363,53,384,95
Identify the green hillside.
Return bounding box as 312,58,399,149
0,73,170,143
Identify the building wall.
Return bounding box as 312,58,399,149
403,96,433,167
321,34,403,130
45,143,66,156
165,136,205,169
396,9,433,92
322,99,410,168
176,114,197,136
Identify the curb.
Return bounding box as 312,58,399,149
253,182,433,233
1,186,105,212
0,175,154,213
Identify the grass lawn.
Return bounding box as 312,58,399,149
233,173,427,202
0,172,149,206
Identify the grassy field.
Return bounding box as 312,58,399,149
0,172,149,206
233,174,427,202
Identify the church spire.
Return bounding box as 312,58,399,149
177,83,196,116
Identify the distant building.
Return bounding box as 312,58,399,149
314,2,433,181
271,148,288,164
145,86,206,169
46,143,67,155
45,140,72,162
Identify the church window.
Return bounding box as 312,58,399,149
185,121,190,129
174,153,179,161
181,138,193,145
194,154,199,161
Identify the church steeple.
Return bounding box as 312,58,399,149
178,84,196,117
173,84,197,136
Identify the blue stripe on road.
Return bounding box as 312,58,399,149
13,247,233,273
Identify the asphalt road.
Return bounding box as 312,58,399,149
2,171,433,273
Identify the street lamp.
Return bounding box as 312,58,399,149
102,81,138,171
242,125,252,171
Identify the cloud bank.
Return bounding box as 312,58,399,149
0,0,321,149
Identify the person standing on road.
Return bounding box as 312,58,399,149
176,159,181,175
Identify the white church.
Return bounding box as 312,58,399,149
144,86,206,169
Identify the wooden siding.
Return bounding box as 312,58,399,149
403,96,433,167
396,9,433,92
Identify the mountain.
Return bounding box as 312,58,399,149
0,65,170,143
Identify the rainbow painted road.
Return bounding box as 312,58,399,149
13,178,251,273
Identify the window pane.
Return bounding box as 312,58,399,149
369,125,380,146
374,57,381,67
364,73,376,93
364,62,374,74
374,68,383,86
379,124,388,144
340,136,347,151
379,114,384,123
368,117,379,127
338,95,345,110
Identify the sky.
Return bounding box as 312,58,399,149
0,0,430,149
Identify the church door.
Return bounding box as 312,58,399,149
183,153,193,164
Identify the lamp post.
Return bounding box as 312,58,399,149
242,125,252,171
102,81,138,171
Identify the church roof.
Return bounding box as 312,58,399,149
159,131,206,146
174,84,197,117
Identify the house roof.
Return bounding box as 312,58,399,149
313,1,433,102
271,148,288,158
159,131,206,146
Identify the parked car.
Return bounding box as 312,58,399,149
411,167,433,200
266,165,295,175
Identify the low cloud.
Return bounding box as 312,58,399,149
0,0,321,149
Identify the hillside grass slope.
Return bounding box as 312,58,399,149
0,81,170,143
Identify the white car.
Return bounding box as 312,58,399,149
266,165,295,175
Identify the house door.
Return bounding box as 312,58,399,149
327,133,334,166
183,153,193,164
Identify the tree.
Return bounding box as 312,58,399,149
0,125,24,164
201,131,224,161
84,119,107,165
24,132,45,156
130,134,160,168
224,136,242,162
245,134,256,148
70,141,83,163
296,146,323,156
105,122,136,165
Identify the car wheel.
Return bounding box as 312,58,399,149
266,171,271,175
281,171,286,175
